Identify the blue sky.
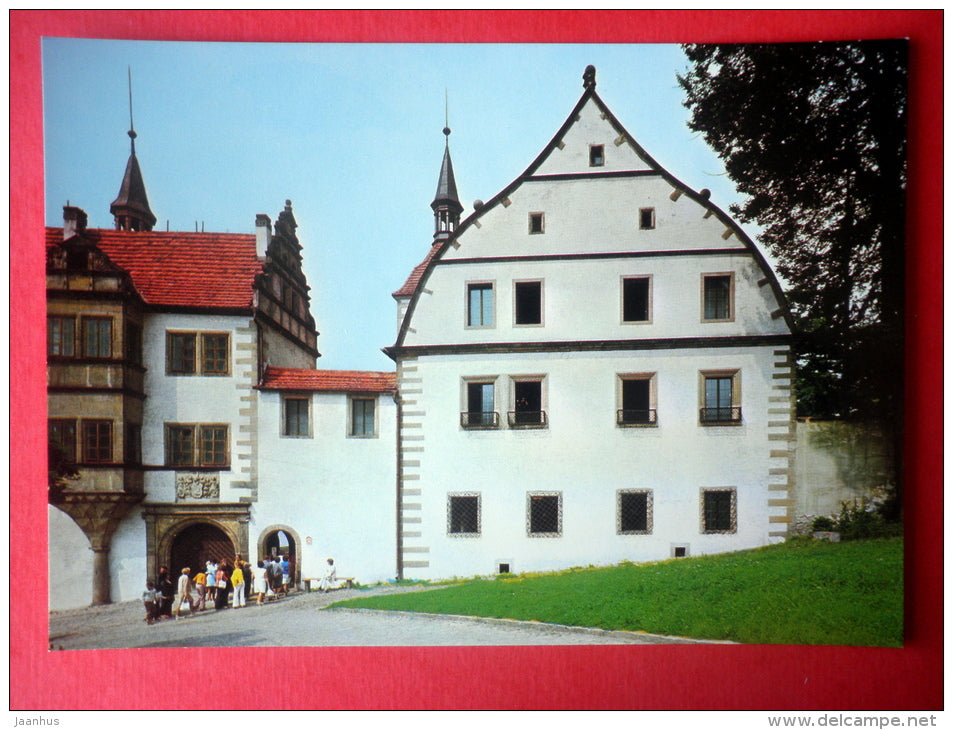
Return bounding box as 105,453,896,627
43,40,749,372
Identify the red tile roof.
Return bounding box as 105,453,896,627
46,227,262,310
259,367,397,393
393,241,442,298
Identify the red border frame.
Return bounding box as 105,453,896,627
11,10,943,710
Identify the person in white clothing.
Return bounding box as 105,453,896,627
320,558,339,592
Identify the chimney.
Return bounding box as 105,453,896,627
255,214,272,258
63,205,88,240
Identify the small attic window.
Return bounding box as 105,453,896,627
589,144,605,167
639,208,656,230
529,212,544,234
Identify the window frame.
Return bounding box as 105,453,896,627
461,377,500,430
621,275,652,324
465,281,496,329
166,330,231,376
165,423,230,468
81,419,113,464
447,492,481,537
699,369,742,425
527,491,562,537
701,272,735,323
617,489,653,535
124,320,143,366
508,375,548,429
589,144,605,167
348,395,378,438
48,316,76,357
282,395,312,438
81,316,112,359
617,372,658,427
528,212,545,235
513,279,544,327
49,418,78,464
701,487,738,534
639,207,656,230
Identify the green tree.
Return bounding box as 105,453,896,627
678,41,906,508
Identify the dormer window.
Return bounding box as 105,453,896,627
529,212,545,234
589,144,605,167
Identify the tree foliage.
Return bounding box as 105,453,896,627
678,41,907,431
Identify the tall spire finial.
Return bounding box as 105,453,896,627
127,66,137,154
443,88,451,139
432,90,463,240
583,64,596,90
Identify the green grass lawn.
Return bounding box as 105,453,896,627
333,537,903,646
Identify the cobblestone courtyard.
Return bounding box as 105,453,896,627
49,584,711,648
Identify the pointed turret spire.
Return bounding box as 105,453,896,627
110,68,156,232
431,99,463,240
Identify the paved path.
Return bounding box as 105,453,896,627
49,585,715,649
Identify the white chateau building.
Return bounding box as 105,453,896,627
387,65,795,579
48,66,794,609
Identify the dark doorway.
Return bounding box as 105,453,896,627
170,522,234,576
263,529,297,584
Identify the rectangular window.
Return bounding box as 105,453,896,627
528,492,562,536
702,488,737,533
82,317,112,358
514,280,543,325
463,380,498,429
350,397,376,437
199,425,228,467
283,397,311,437
618,375,657,426
529,212,545,234
701,371,741,424
618,490,653,534
201,333,230,374
639,208,655,230
165,423,229,467
589,144,605,167
510,378,546,428
168,332,197,375
48,316,75,357
448,494,481,536
49,419,77,464
466,283,494,328
82,420,112,463
622,276,651,323
703,273,734,321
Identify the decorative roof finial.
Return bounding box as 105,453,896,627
583,65,596,90
443,88,451,139
127,66,137,154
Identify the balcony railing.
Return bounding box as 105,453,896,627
507,410,548,429
616,409,658,427
699,406,742,425
460,411,501,429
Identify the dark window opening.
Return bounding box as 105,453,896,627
168,333,197,374
49,419,77,465
351,398,376,436
620,378,654,425
703,490,735,533
498,563,510,574
529,494,560,535
125,423,142,465
619,491,650,533
511,380,545,427
48,316,75,357
529,212,544,234
514,281,542,325
463,382,498,428
639,208,655,230
703,275,732,320
125,322,142,366
82,420,112,463
82,317,112,358
448,495,480,535
701,375,740,424
673,546,687,558
589,145,605,167
622,277,650,322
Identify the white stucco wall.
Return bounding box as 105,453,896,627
254,389,398,584
49,506,94,611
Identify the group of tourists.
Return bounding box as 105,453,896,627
142,554,295,623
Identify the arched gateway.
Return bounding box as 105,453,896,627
170,522,234,575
